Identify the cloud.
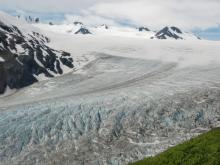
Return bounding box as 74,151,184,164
64,14,119,26
0,0,220,30
85,0,220,30
0,0,106,13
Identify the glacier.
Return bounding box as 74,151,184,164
0,53,220,165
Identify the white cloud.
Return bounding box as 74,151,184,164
0,0,107,13
85,0,220,30
64,14,118,26
1,0,220,30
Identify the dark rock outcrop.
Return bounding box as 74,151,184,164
170,26,182,34
73,21,83,26
101,24,109,29
138,27,150,32
75,27,92,35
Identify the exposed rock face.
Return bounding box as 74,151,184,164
138,27,150,32
73,21,83,26
170,26,182,34
75,27,92,35
0,20,74,94
49,22,53,26
153,26,183,40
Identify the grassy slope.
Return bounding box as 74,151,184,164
130,128,220,165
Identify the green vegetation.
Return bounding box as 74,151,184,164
130,128,220,165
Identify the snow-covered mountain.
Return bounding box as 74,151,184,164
17,15,40,24
0,12,74,94
75,27,92,34
35,23,156,39
14,13,201,40
35,22,200,40
151,26,200,40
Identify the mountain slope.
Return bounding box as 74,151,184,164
0,12,74,94
130,128,220,165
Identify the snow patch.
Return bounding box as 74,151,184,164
0,56,5,62
0,86,16,97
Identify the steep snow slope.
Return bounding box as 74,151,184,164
0,23,220,165
0,12,74,94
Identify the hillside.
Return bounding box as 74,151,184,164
130,128,220,165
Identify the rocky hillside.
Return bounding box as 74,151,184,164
0,12,74,94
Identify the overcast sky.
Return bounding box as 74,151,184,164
0,0,220,39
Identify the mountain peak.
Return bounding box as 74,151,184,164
154,26,183,39
73,21,83,26
75,27,92,35
150,26,199,40
138,27,150,32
